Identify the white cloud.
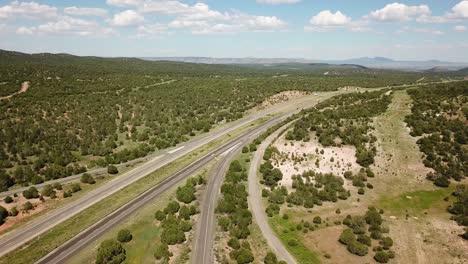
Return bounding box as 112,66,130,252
109,10,144,26
256,0,301,4
106,0,140,7
368,3,431,22
0,1,58,20
450,0,468,18
415,1,468,23
135,23,167,38
399,26,444,35
17,16,117,37
309,10,351,26
305,10,365,32
454,25,466,31
64,7,108,17
16,26,34,35
169,20,209,29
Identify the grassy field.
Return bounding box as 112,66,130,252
68,165,213,264
0,118,265,264
268,215,320,264
378,187,454,216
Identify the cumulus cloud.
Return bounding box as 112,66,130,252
367,3,431,22
304,10,369,32
64,7,108,17
0,1,58,20
309,10,351,26
414,1,468,23
256,0,301,4
109,10,144,26
16,16,116,37
449,0,468,18
454,25,466,31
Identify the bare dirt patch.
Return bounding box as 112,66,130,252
271,131,361,188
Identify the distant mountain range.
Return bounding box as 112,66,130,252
142,56,468,71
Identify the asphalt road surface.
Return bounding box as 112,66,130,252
34,109,297,264
248,121,297,264
0,92,330,259
192,143,241,264
0,92,325,199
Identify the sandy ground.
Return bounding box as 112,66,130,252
271,131,361,188
0,191,61,233
304,225,375,264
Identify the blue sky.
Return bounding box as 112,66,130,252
1,0,467,61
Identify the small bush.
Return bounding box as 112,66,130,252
81,173,96,184
107,165,119,175
117,229,132,243
4,196,13,204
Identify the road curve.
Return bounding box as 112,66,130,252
0,92,325,199
0,93,329,258
248,121,297,264
192,143,241,264
33,105,308,264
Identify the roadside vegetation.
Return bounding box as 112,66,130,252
0,50,428,190
404,82,467,239
216,159,256,263
404,82,467,187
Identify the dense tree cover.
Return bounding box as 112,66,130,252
0,49,425,190
151,175,205,262
95,239,126,264
339,208,394,263
216,159,255,263
287,90,392,167
447,184,468,239
405,82,467,186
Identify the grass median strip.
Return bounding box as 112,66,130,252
0,117,266,264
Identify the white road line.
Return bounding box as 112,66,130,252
167,146,185,154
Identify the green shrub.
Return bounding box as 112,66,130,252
107,165,119,175
117,229,132,243
96,239,126,264
80,173,96,184
4,196,13,204
374,251,390,263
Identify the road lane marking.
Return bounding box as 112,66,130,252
167,146,185,154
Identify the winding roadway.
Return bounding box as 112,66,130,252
248,121,297,264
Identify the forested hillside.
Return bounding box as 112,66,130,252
0,50,435,190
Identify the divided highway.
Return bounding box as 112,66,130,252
35,108,299,264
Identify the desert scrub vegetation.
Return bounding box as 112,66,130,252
447,184,468,239
338,207,395,263
404,82,467,187
0,49,426,190
151,175,205,262
216,159,256,264
286,89,392,167
262,169,349,215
